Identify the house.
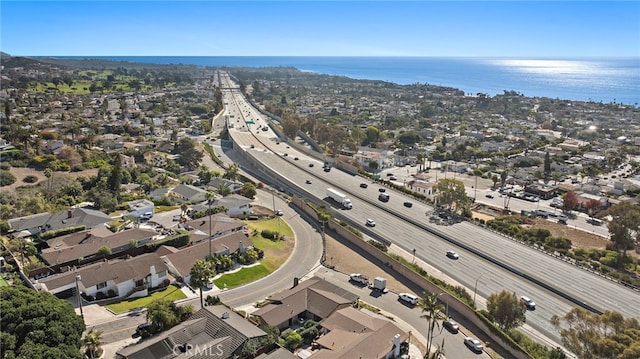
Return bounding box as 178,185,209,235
40,228,158,271
169,184,208,203
252,277,359,331
180,214,246,243
36,252,169,300
116,305,268,359
127,199,155,218
120,153,136,168
310,307,409,359
405,179,434,197
8,207,112,238
160,231,252,284
213,194,254,217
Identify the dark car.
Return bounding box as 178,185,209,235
378,193,390,202
378,188,386,193
305,179,312,184
309,163,314,167
443,319,459,334
360,183,368,188
403,201,413,208
485,194,494,199
446,250,459,260
135,322,151,336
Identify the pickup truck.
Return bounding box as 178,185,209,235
349,273,369,285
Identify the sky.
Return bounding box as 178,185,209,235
1,1,639,57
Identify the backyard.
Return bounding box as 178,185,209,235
213,218,294,289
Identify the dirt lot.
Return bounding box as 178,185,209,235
324,233,416,294
532,218,610,250
2,167,99,192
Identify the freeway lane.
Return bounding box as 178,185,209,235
219,83,640,343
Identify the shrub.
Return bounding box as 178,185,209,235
368,239,388,252
261,229,281,240
0,170,16,186
22,175,38,183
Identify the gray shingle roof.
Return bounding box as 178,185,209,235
117,306,266,359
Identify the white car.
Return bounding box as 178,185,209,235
398,293,418,305
275,210,283,216
520,295,536,310
366,219,376,227
464,337,484,353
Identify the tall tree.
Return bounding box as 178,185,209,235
486,290,527,330
420,291,445,357
550,308,640,359
174,137,203,171
146,298,179,332
223,163,240,182
433,179,470,214
189,260,215,308
562,191,579,212
107,153,122,197
544,152,551,174
0,286,85,359
600,201,640,268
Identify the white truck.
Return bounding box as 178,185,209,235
349,273,369,285
326,188,353,209
372,277,387,292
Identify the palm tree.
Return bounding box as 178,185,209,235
82,328,104,359
420,291,445,357
205,191,216,258
189,260,215,308
217,183,232,197
223,163,240,182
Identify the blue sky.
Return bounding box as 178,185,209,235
2,1,639,57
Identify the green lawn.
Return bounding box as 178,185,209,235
211,218,296,288
106,285,186,314
213,264,271,289
0,276,8,287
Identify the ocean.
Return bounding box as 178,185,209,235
52,56,640,106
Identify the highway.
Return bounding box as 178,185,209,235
218,72,640,346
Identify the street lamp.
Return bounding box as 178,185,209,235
473,273,487,307
75,275,84,319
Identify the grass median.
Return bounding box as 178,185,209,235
213,218,294,289
106,285,186,314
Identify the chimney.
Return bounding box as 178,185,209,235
67,210,73,218
393,334,401,357
293,277,299,288
238,240,244,253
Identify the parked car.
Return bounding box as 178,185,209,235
485,194,494,199
446,250,459,260
389,176,397,181
309,163,314,167
443,319,459,334
520,296,536,310
398,293,418,305
464,337,484,353
360,183,368,188
275,210,283,216
135,322,151,336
